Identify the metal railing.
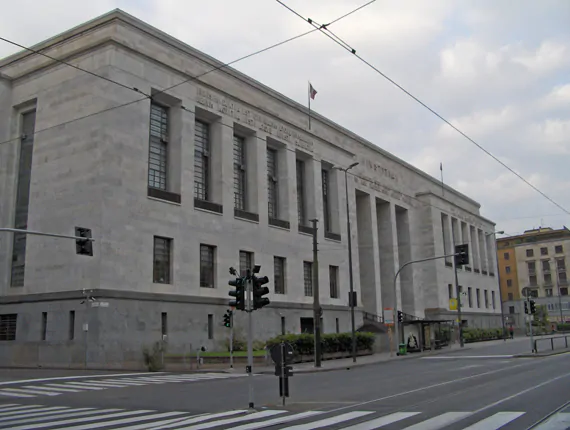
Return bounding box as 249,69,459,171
362,312,384,324
533,335,570,353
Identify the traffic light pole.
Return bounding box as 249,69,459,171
246,275,254,409
229,312,234,369
0,228,95,242
310,219,322,368
527,293,534,353
393,251,461,354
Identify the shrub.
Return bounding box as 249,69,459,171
265,332,375,356
142,341,165,372
462,328,503,343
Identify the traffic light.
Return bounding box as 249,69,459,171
454,244,469,266
524,301,529,314
397,310,403,323
252,275,270,310
229,278,245,311
75,227,93,256
529,300,536,314
223,310,232,328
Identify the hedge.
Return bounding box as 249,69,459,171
266,332,375,356
556,324,570,332
462,328,504,343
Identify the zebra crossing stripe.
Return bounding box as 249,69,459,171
462,412,525,429
0,408,118,428
0,390,34,398
341,412,421,429
0,388,60,396
55,411,190,430
0,406,69,421
174,410,287,429
280,411,374,430
403,412,472,430
115,410,246,430
229,411,324,430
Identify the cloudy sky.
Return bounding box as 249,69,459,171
1,0,569,238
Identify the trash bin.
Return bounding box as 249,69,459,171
398,343,407,356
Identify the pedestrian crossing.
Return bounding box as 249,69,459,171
0,373,246,399
0,402,567,429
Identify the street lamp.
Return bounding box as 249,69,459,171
487,230,506,339
334,161,359,363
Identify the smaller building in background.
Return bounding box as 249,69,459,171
498,227,570,327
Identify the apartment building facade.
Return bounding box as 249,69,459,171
0,10,500,368
498,227,570,326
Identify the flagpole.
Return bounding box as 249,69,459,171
440,162,444,197
308,81,311,130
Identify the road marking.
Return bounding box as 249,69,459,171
421,355,514,359
0,407,80,422
462,412,525,429
143,410,247,430
404,412,472,430
23,385,80,393
280,411,373,430
0,388,60,396
0,406,67,419
174,410,286,429
533,412,570,429
216,411,324,430
7,409,154,430
0,408,119,427
0,391,34,398
60,382,106,390
341,412,420,429
0,372,157,386
57,411,189,430
458,364,483,370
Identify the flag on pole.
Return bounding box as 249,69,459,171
309,83,317,100
308,81,317,130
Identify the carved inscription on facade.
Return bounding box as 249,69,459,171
449,207,482,228
196,87,313,152
352,175,413,206
361,157,398,182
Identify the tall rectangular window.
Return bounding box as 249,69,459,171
200,245,216,288
0,315,17,341
240,251,253,276
448,284,453,299
41,312,47,341
303,261,313,297
468,287,473,307
208,314,214,339
281,317,286,335
194,119,210,201
267,148,278,219
322,169,331,232
161,312,168,337
274,257,286,294
329,265,339,298
492,291,496,309
148,102,169,190
296,159,306,226
11,110,36,287
153,237,172,284
69,311,75,341
484,290,489,308
476,289,481,308
233,135,247,210
441,213,451,265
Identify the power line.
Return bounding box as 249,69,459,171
275,1,570,217
0,36,149,97
0,0,375,148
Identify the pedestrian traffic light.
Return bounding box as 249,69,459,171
397,310,403,323
223,310,232,328
454,244,469,266
75,227,93,256
524,301,529,314
252,274,270,310
529,300,536,314
229,278,245,311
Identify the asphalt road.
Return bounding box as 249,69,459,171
0,341,568,429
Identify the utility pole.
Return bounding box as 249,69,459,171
451,228,464,348
526,290,534,353
230,311,234,369
310,218,322,368
246,272,254,409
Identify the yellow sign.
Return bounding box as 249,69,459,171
449,298,458,310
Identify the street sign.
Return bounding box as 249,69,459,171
449,298,458,310
270,342,294,365
384,308,394,325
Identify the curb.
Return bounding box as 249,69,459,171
514,349,570,358
253,346,475,375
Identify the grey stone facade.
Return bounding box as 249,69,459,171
0,10,500,369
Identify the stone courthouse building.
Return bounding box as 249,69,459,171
0,10,501,368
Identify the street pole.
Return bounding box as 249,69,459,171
451,228,464,348
527,292,534,353
310,218,322,368
334,162,359,364
487,231,506,340
393,252,460,354
556,270,564,326
246,274,254,409
229,311,234,369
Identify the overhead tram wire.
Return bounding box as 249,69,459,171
0,0,376,147
275,0,570,217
